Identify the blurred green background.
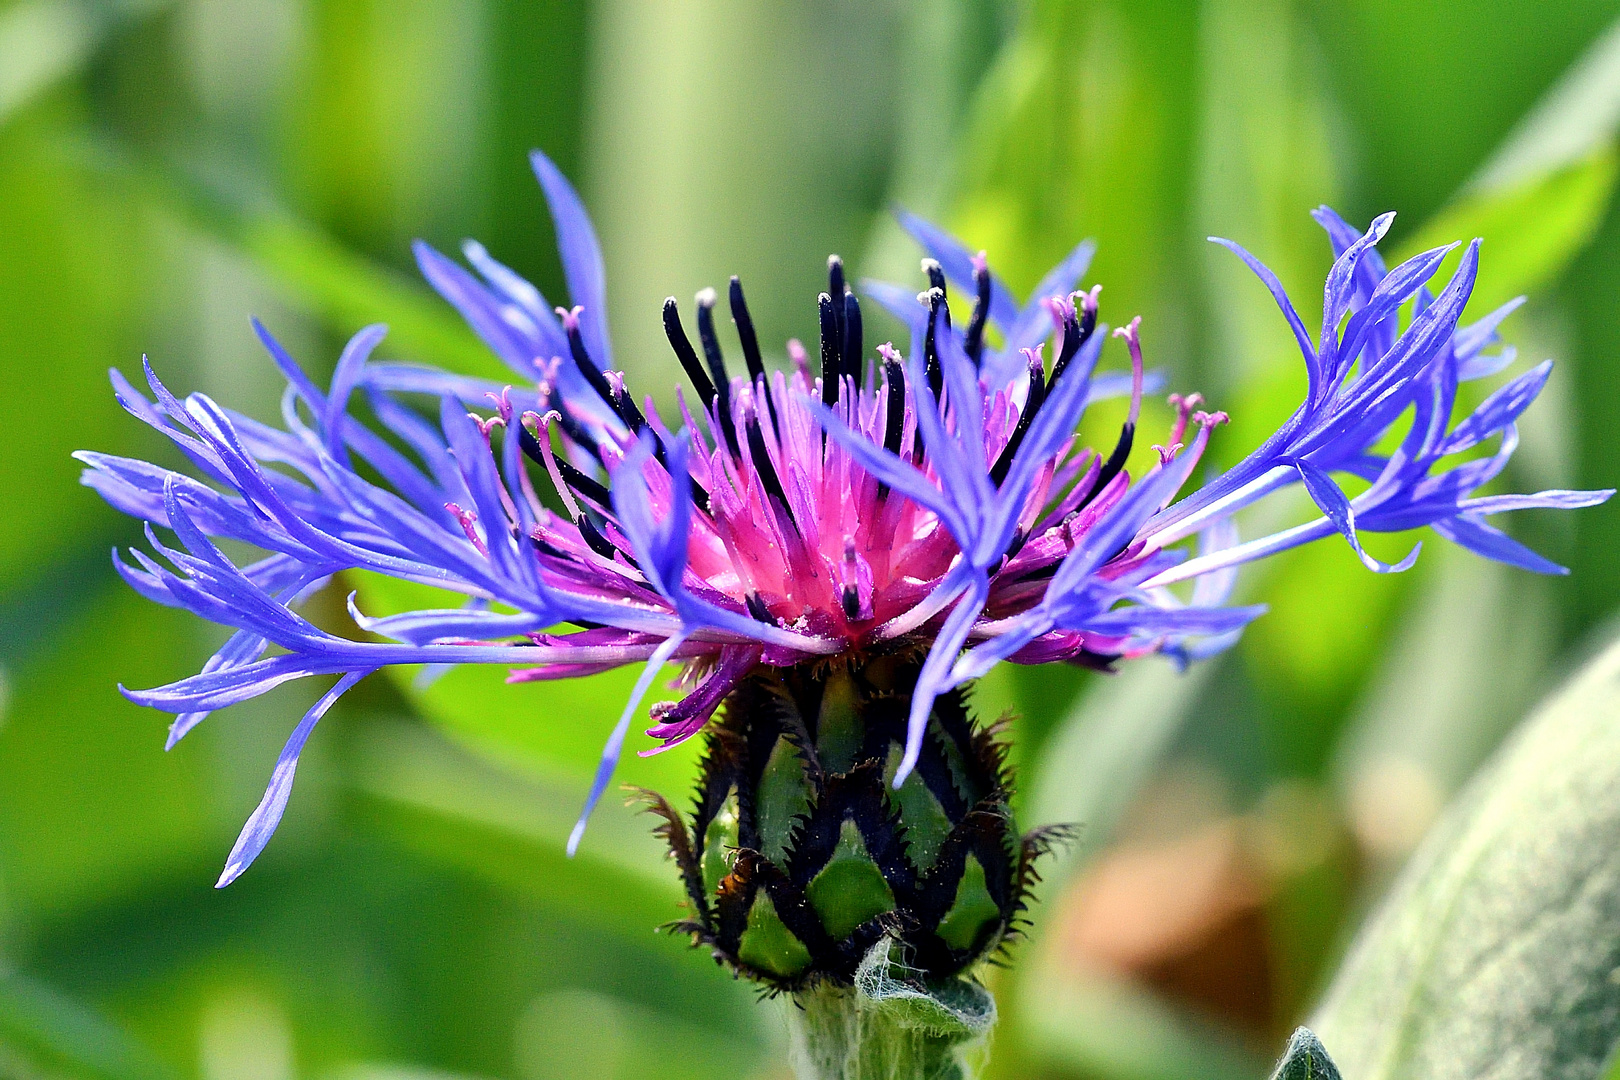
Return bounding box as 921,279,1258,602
3,1,1620,1077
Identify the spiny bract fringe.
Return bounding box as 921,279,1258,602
633,654,1067,992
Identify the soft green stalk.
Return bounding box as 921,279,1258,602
783,941,997,1080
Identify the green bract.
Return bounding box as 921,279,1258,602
641,654,1065,990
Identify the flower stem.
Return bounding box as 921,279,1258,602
782,941,996,1080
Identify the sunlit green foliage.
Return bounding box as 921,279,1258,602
3,1,1619,1077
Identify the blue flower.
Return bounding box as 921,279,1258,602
77,152,1611,886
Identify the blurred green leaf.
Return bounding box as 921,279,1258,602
0,2,98,123
350,573,702,812
0,0,170,125
0,970,172,1080
95,145,501,377
0,116,148,593
1025,660,1221,884
1309,0,1620,228
237,213,498,375
1394,145,1618,314
944,0,1201,359
1007,961,1262,1080
329,1067,497,1080
1473,16,1620,193
1312,630,1620,1080
349,721,678,920
513,987,766,1080
0,584,217,921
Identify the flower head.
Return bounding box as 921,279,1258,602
79,152,1611,887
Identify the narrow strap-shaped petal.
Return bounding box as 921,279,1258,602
252,318,328,407
216,670,368,887
1079,602,1266,637
1428,514,1569,575
1439,360,1553,455
1312,205,1388,297
166,627,274,749
1004,239,1097,356
1453,295,1526,364
1457,344,1518,383
567,633,687,855
532,150,612,369
995,327,1107,521
897,572,989,786
322,324,389,462
1294,459,1420,573
859,279,930,332
1319,212,1395,370
1330,243,1456,390
896,211,1019,328
934,306,993,505
461,238,570,359
1460,488,1615,515
951,609,1057,685
345,593,549,645
1209,237,1317,376
439,397,535,595
414,240,544,381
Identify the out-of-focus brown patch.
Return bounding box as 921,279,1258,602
1055,820,1276,1035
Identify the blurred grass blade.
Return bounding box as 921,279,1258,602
1476,14,1620,192
1395,145,1617,313
349,721,685,937
0,970,173,1080
0,2,95,122
1011,960,1262,1080
239,212,496,374
1330,546,1560,871
1394,11,1620,310
1026,659,1220,888
0,0,169,125
350,720,674,891
1312,630,1620,1080
107,148,498,375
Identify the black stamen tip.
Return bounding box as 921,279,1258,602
1051,300,1088,384
818,292,841,408
827,255,846,306
922,258,947,296
610,376,650,435
730,276,779,435
842,291,863,383
990,351,1047,487
577,514,619,560
923,288,946,401
883,355,906,456
745,592,774,624
728,277,767,383
1078,421,1135,512
965,261,992,367
841,586,861,621
695,288,728,385
564,315,626,422
695,289,741,459
663,298,718,408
